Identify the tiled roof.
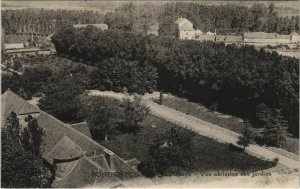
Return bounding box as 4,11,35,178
90,154,110,171
46,135,83,163
175,18,189,25
175,17,194,31
69,122,92,138
52,156,99,188
1,89,40,125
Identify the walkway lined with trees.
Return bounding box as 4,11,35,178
88,90,299,169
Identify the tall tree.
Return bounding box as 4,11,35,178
39,74,85,123
1,112,51,188
79,95,120,140
262,109,287,147
122,95,149,131
149,127,195,176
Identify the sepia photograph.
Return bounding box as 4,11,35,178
0,0,299,188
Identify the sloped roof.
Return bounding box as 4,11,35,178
1,90,40,125
175,17,189,25
125,158,141,167
46,135,83,162
175,17,194,31
45,34,53,41
52,156,99,188
36,112,104,162
179,22,195,31
69,122,92,138
90,154,110,171
19,101,40,115
55,160,79,179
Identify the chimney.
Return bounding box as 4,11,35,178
104,149,115,172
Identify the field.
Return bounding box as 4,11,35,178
161,96,299,154
95,97,274,177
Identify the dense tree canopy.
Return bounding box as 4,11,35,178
122,95,150,131
139,127,195,177
103,2,299,35
2,9,104,35
1,112,51,188
38,74,85,123
52,27,299,139
158,3,299,35
1,67,52,99
79,95,121,140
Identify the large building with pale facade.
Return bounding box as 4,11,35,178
175,17,215,41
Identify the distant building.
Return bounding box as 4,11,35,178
206,30,216,36
73,24,108,30
175,17,197,40
290,32,300,43
174,18,299,46
216,35,243,43
147,23,159,36
5,48,41,58
243,32,290,44
195,34,215,42
175,17,215,41
4,43,25,50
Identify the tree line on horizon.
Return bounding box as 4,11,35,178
1,9,104,35
2,3,299,36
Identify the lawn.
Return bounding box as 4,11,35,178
98,114,274,177
161,96,299,154
20,56,96,73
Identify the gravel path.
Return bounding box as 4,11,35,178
87,90,299,169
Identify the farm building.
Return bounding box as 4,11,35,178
175,17,197,40
195,34,215,41
226,35,243,43
290,32,300,43
243,32,291,44
1,90,153,188
73,24,108,30
5,48,41,58
4,43,25,50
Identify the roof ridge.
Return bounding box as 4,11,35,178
36,110,141,171
84,156,101,169
2,89,41,115
2,90,26,114
46,134,83,163
90,154,110,171
69,121,87,126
